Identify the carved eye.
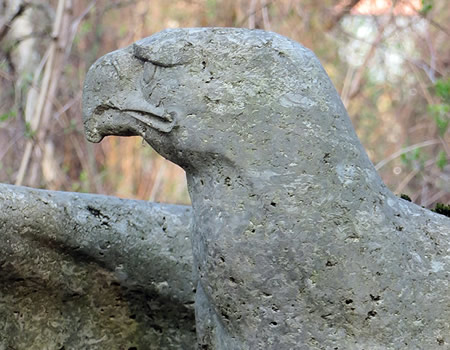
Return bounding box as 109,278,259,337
143,63,157,84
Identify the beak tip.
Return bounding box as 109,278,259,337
84,125,104,143
86,134,104,143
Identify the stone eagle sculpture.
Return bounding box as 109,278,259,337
83,28,450,349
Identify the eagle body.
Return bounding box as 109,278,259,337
83,28,450,349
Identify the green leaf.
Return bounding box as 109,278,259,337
80,21,92,36
119,24,128,38
412,147,421,160
79,170,88,183
0,110,16,122
435,78,450,102
428,104,449,136
24,122,36,139
400,153,409,165
436,150,447,170
435,115,449,136
428,103,449,116
420,0,433,15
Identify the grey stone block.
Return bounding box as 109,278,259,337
0,183,195,349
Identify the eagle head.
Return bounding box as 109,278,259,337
83,28,345,171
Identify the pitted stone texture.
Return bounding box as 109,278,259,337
83,28,450,349
0,184,195,349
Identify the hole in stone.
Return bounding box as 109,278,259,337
129,314,136,319
270,201,277,207
270,321,278,326
370,294,381,301
87,205,101,217
229,276,236,283
366,310,377,319
345,299,353,304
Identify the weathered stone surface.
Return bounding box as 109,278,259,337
83,28,450,349
0,183,195,349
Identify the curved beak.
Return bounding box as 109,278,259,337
82,46,176,143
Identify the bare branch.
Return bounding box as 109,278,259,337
375,139,441,170
348,15,393,99
325,0,362,31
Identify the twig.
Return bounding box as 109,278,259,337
401,0,449,36
340,65,355,107
68,0,97,57
348,15,393,99
248,0,257,29
239,0,275,27
424,28,437,83
260,0,271,31
375,139,441,170
0,132,23,163
15,0,67,186
149,161,167,202
420,180,429,206
439,136,450,157
394,158,436,193
0,69,13,80
104,0,136,13
338,24,446,80
423,190,448,207
325,0,362,31
407,61,434,103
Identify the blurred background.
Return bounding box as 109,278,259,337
0,0,448,207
